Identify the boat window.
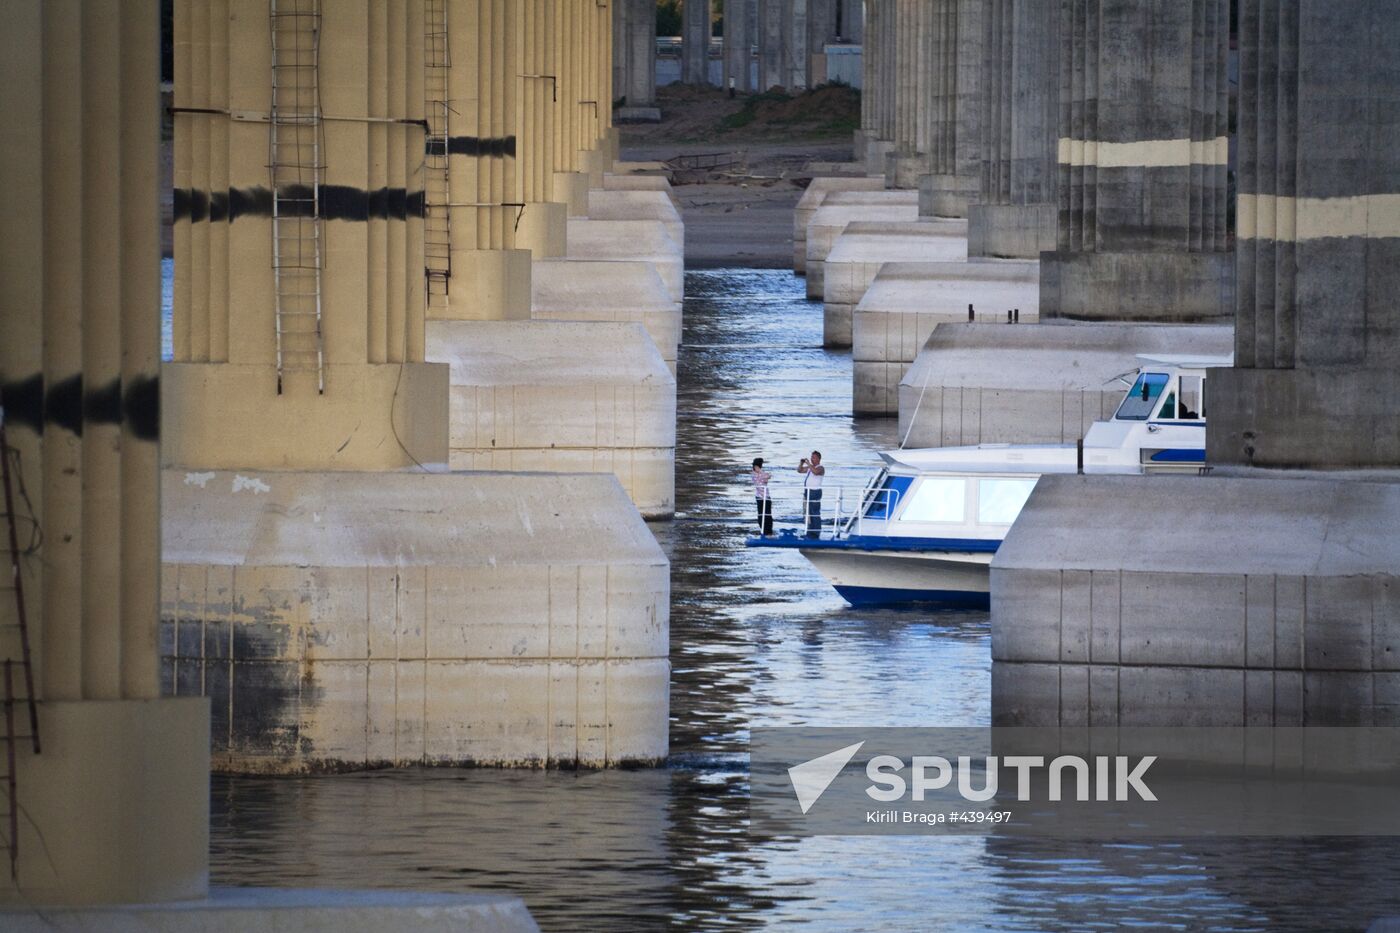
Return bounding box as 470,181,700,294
899,477,967,523
1114,372,1169,421
1177,374,1204,420
1157,392,1176,419
977,478,1037,525
864,474,913,520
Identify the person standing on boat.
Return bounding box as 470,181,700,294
798,451,825,538
752,458,774,536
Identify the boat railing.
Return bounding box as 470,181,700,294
759,485,900,540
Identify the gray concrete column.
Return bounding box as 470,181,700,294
1210,0,1400,469
613,0,629,100
968,0,1060,258
916,0,983,217
807,0,838,85
723,0,754,92
682,0,712,84
840,0,863,42
625,0,657,106
1039,0,1232,322
758,0,787,90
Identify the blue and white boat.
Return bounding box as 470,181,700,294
748,355,1228,608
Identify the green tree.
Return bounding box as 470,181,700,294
656,0,681,37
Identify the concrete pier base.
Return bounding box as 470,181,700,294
991,473,1400,727
793,176,888,273
822,221,969,348
428,320,676,517
967,202,1058,259
586,189,685,254
804,193,920,299
851,261,1040,415
1040,251,1235,323
918,172,979,219
531,259,681,372
0,700,209,907
567,218,684,304
602,172,681,211
161,469,670,772
895,322,1234,446
0,888,539,932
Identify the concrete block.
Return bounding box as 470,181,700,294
427,320,676,517
602,171,680,210
1040,250,1235,323
804,195,920,299
967,202,1058,259
852,261,1040,413
822,221,969,347
531,258,681,371
989,662,1063,726
897,321,1235,442
161,469,670,771
586,188,685,253
992,474,1400,727
0,887,540,932
567,218,684,303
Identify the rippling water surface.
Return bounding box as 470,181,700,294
204,269,1400,931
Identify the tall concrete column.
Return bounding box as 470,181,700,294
1039,0,1232,322
168,0,447,469
682,0,713,84
858,0,895,174
757,0,787,91
839,0,863,42
624,0,651,106
806,0,838,85
917,0,983,217
968,0,1059,258
723,0,754,92
1210,0,1400,468
0,0,208,904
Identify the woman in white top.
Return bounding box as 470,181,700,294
751,458,774,536
797,451,825,539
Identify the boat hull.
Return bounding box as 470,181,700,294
799,547,993,608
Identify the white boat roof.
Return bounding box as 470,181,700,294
880,444,1081,475
1134,352,1234,369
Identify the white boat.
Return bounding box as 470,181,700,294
748,355,1229,607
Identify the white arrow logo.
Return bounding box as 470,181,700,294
787,741,865,814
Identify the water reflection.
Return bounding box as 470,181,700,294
206,269,1400,931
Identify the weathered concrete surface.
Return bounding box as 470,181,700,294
968,203,1058,259
0,700,209,907
804,193,921,298
586,188,685,254
427,320,676,517
853,261,1040,414
822,220,969,347
0,888,539,932
792,176,887,272
531,259,681,371
161,469,671,772
991,473,1400,727
896,322,1234,445
567,218,684,304
1040,251,1235,323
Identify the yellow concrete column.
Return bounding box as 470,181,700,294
512,0,569,259
0,0,208,904
166,0,448,470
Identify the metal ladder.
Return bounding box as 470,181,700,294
269,0,326,394
423,0,453,308
0,414,41,881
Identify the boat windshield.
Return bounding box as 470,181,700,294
1115,372,1169,421
900,477,968,523
864,473,913,520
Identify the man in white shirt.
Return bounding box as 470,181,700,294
797,450,825,539
752,457,773,536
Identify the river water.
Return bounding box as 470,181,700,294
193,268,1400,930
